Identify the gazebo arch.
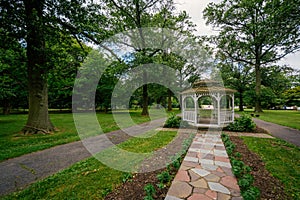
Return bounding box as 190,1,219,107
181,80,236,128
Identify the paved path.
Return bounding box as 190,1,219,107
0,118,166,196
253,118,300,147
165,132,242,200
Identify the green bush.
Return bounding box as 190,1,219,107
164,113,181,128
227,114,256,132
164,113,190,128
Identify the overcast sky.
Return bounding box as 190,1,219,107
174,0,300,69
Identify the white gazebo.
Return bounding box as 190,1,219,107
181,80,236,128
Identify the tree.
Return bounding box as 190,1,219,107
261,65,293,106
217,60,253,111
0,44,27,114
48,38,90,110
284,86,300,107
103,0,196,115
204,0,300,112
1,0,106,133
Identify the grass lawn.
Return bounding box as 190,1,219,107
236,109,300,130
2,130,181,199
242,137,300,199
0,109,180,162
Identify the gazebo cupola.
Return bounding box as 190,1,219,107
181,80,236,128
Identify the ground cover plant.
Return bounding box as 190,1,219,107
236,110,300,130
0,109,179,161
242,137,300,199
2,130,179,199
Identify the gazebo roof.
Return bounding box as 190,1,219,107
181,80,236,94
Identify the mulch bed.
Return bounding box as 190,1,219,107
105,168,173,200
230,136,289,200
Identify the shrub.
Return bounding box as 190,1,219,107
227,114,256,132
164,113,181,128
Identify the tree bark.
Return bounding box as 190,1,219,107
254,63,263,112
3,101,11,115
22,0,54,134
141,69,149,116
141,84,149,116
167,89,172,111
238,91,244,111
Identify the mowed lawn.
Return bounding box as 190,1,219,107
0,109,179,161
237,109,300,130
2,130,181,199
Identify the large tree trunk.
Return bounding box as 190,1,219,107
3,101,11,115
167,89,172,111
22,0,54,134
254,63,263,112
141,69,149,116
238,91,244,111
141,84,149,116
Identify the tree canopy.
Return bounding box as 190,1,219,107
204,0,300,112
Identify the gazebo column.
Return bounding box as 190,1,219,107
182,95,185,121
231,94,235,122
217,93,221,126
193,95,198,125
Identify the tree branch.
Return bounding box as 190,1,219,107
56,18,123,62
108,0,137,25
142,0,160,11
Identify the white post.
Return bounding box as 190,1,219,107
194,95,198,125
217,93,221,126
182,96,185,120
232,94,235,122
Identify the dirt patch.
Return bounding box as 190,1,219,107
230,136,289,200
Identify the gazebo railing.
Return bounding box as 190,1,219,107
183,111,196,122
183,110,233,124
220,110,234,123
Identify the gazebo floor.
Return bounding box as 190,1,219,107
187,118,229,128
198,118,218,124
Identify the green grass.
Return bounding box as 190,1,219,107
2,131,179,199
242,137,300,199
236,109,300,130
0,109,180,162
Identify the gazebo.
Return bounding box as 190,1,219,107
181,80,236,128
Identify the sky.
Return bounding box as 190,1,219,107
174,0,300,70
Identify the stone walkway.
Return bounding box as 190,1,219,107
165,132,242,200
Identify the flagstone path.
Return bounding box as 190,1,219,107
165,132,242,200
